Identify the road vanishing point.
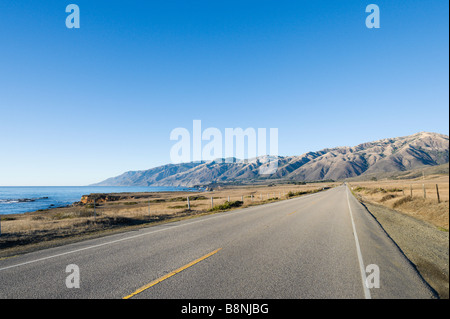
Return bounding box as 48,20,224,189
0,185,436,299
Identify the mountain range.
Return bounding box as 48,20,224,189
92,132,449,187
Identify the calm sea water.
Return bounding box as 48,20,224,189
0,186,195,215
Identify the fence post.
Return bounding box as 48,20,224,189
436,184,441,204
423,184,426,199
410,184,413,198
241,195,244,202
94,198,96,220
148,200,150,217
187,196,190,210
211,197,214,209
228,196,230,202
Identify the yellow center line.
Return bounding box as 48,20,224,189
287,211,297,216
123,248,222,299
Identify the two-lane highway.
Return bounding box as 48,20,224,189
0,185,436,299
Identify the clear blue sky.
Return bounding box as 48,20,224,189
0,0,448,186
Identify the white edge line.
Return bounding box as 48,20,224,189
0,212,226,272
346,185,371,299
0,190,324,272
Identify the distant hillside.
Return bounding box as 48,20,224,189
345,163,449,182
92,132,449,187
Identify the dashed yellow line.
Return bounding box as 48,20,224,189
123,248,222,299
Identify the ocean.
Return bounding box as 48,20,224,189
0,186,195,215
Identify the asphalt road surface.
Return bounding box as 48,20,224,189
0,185,436,299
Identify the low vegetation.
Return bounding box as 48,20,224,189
351,176,449,230
0,183,335,257
287,188,324,198
210,200,243,211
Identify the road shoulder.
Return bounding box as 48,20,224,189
359,200,449,299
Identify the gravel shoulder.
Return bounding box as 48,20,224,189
360,200,449,299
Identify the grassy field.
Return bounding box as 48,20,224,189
0,183,335,257
349,175,449,230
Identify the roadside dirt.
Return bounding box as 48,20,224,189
361,201,449,299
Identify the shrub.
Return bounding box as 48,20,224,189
168,195,206,202
392,196,413,208
168,204,196,209
386,188,403,193
380,194,397,202
287,190,316,198
366,187,386,194
85,203,100,208
150,199,166,203
211,200,243,211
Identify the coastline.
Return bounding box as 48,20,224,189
0,183,334,258
0,186,198,216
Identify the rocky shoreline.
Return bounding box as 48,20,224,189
0,196,49,204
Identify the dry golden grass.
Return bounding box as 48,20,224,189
0,183,336,257
350,175,449,230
